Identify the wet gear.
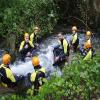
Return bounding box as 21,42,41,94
19,41,34,51
30,33,38,44
30,27,40,45
72,33,79,52
59,39,69,56
33,27,40,31
0,64,16,88
86,31,92,36
27,67,46,95
2,54,11,65
83,49,94,60
34,67,46,94
84,38,92,49
53,38,70,66
19,41,34,61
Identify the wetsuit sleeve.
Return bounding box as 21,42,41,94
63,40,68,54
19,41,25,51
6,68,16,82
30,34,34,43
83,49,92,60
72,33,77,44
30,72,36,82
29,41,34,48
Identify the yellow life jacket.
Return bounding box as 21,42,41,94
59,39,69,54
30,72,36,82
0,64,6,68
30,33,37,43
83,49,92,60
0,64,16,83
19,40,34,51
72,33,78,44
36,67,47,85
36,67,46,74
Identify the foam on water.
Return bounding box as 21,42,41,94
8,34,86,76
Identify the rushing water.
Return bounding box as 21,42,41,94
0,33,100,77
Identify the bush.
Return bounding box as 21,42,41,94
0,0,58,40
0,53,100,100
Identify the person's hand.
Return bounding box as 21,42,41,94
35,43,39,47
24,45,28,49
26,52,32,57
55,56,59,62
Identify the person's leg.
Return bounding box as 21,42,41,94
20,49,28,62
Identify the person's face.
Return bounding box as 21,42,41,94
72,30,76,34
25,36,29,42
58,34,63,40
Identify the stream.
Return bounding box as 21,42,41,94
0,33,100,77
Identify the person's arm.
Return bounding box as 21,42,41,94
30,72,36,82
72,33,77,44
6,68,16,83
29,41,34,48
83,49,92,60
63,40,68,54
30,34,34,43
19,41,25,52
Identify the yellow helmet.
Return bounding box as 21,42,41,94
72,26,77,31
2,54,11,65
32,56,40,67
24,33,29,38
33,27,40,31
86,31,92,36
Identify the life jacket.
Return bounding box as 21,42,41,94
28,67,46,95
72,33,78,44
0,64,16,87
19,41,34,51
59,39,69,54
84,38,92,49
83,49,93,60
30,33,37,44
30,66,46,83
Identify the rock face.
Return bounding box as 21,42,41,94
7,33,16,54
94,0,100,12
0,50,6,64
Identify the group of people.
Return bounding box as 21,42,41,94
0,54,46,95
0,25,94,95
54,26,94,65
19,26,40,61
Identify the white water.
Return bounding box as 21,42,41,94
9,34,86,76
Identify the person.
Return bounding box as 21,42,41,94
54,32,70,65
0,54,22,88
83,31,95,60
82,31,92,53
71,26,79,52
19,33,34,61
27,56,46,95
84,31,92,46
83,43,95,61
30,27,40,47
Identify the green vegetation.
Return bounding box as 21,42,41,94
0,0,100,99
0,0,57,50
0,0,100,50
0,52,100,100
0,0,57,37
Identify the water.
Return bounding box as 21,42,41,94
1,33,100,77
